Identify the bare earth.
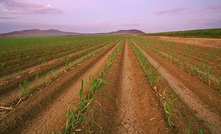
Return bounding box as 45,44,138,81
159,36,221,48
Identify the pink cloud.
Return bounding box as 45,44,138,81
188,18,221,25
0,0,64,14
204,4,221,11
155,7,188,15
0,16,16,19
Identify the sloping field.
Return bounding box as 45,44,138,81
0,35,220,134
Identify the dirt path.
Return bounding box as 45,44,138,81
133,41,221,134
92,40,169,133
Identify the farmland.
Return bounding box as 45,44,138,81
0,35,221,134
147,28,221,38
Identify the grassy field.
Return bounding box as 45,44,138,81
146,28,221,38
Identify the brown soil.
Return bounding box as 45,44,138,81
144,36,221,48
0,36,220,134
137,36,221,91
158,36,221,48
0,40,109,72
0,42,113,110
133,40,221,134
90,40,169,133
0,42,108,96
0,41,120,134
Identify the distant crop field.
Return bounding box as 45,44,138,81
0,35,221,133
146,28,221,38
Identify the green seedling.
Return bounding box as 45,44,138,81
162,87,167,99
64,79,94,133
62,40,124,133
216,75,221,93
50,68,56,75
208,49,215,57
187,121,192,134
205,67,212,81
35,74,39,81
65,106,75,134
164,98,177,127
198,130,203,134
88,74,107,99
154,75,162,87
192,65,199,75
0,63,4,68
146,66,160,86
19,80,29,97
44,73,48,86
79,79,84,106
65,58,69,67
4,75,12,81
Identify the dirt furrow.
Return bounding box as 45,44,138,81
117,40,139,133
0,41,120,134
0,42,108,96
133,41,221,134
92,40,169,133
0,40,112,76
146,44,219,87
20,41,121,133
0,43,112,108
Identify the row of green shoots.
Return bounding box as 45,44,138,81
62,41,123,133
129,40,204,133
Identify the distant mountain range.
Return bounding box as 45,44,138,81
0,29,145,37
0,29,79,37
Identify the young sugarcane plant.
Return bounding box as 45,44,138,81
205,67,212,85
63,42,123,133
44,73,48,86
64,79,88,133
162,87,167,99
216,75,221,94
164,97,177,128
19,80,29,97
146,66,161,86
35,74,39,81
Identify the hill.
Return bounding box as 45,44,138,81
0,29,79,37
0,29,145,37
110,29,145,35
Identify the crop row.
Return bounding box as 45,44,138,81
58,38,207,133
132,37,221,92
61,39,124,133
129,39,206,133
1,41,118,109
0,36,121,113
0,36,122,77
0,36,122,134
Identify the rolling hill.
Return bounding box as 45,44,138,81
0,29,145,37
0,29,79,37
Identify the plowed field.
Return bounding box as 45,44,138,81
0,35,220,134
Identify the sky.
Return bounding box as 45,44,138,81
0,0,221,33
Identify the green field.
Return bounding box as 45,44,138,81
147,28,221,38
